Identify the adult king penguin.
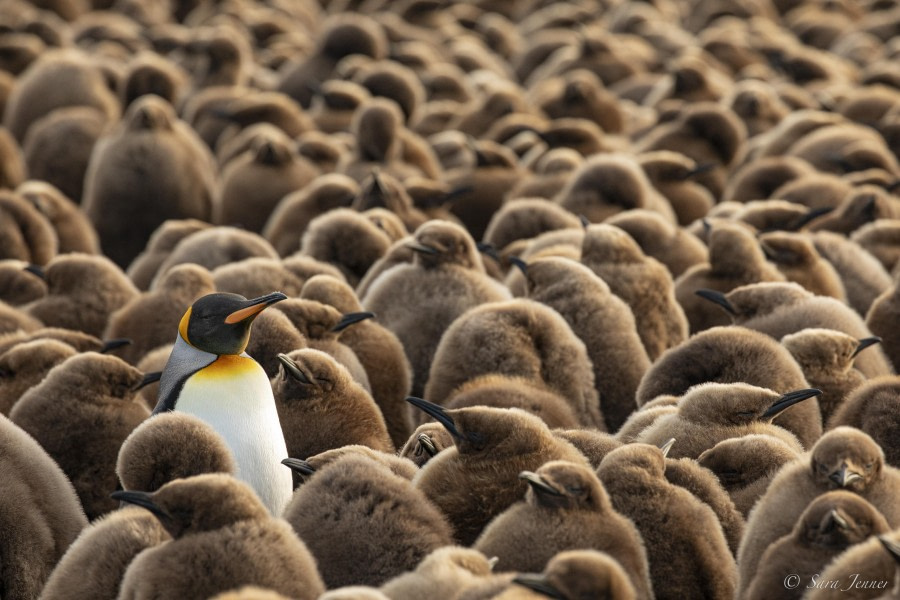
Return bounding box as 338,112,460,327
153,291,293,516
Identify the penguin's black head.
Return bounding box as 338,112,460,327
179,292,287,355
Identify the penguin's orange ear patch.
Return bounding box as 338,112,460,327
178,307,192,341
224,303,267,324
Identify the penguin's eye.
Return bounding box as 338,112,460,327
865,463,874,471
565,485,584,495
735,410,755,419
0,367,10,378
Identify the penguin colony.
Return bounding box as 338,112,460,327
2,0,900,599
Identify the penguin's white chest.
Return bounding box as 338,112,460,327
177,355,293,515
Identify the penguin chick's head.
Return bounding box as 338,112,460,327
179,291,287,355
514,550,637,600
519,460,609,512
111,473,268,539
811,427,884,493
406,221,480,270
678,382,821,426
798,491,890,549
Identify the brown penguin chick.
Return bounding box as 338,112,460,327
505,148,583,202
308,79,370,134
635,382,816,458
636,150,716,227
531,68,624,134
352,170,428,232
82,94,216,268
23,253,138,338
408,400,590,546
554,154,677,225
852,219,900,276
2,48,119,143
581,223,688,361
361,220,509,397
39,506,171,600
116,411,236,494
759,231,847,300
732,199,830,233
424,298,603,429
503,549,639,600
214,129,318,234
0,326,121,357
663,456,745,556
635,102,747,199
520,256,649,431
299,208,393,287
0,413,88,600
152,227,279,283
473,460,654,599
720,155,814,204
0,190,58,266
606,209,708,279
126,219,212,291
772,171,854,212
399,422,454,468
16,181,99,255
114,474,325,600
181,29,251,90
636,323,823,448
104,263,215,365
300,274,413,447
701,282,895,378
278,13,387,108
813,230,893,318
674,222,786,334
272,299,372,392
0,338,76,415
723,78,791,139
272,349,392,459
212,258,305,300
118,50,188,109
788,123,900,177
736,427,900,593
21,105,106,206
443,374,580,429
598,442,738,600
804,531,900,600
811,186,900,236
739,108,841,165
552,428,622,469
781,329,879,423
9,352,149,519
211,91,314,142
337,97,423,184
482,198,582,252
829,377,900,467
745,491,892,600
262,174,359,257
698,434,802,518
353,58,425,125
379,546,499,600
866,274,900,367
282,454,452,588
0,260,46,306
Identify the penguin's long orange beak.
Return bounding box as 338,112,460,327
224,292,288,324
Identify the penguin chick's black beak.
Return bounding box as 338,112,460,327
277,354,311,385
24,264,45,279
827,509,850,531
476,242,500,264
405,396,465,440
332,311,376,333
509,256,528,276
100,338,133,354
878,535,900,563
519,471,563,496
281,457,316,477
682,162,717,180
110,490,170,521
417,433,438,457
762,388,821,420
224,292,288,325
695,289,737,316
830,463,864,488
512,573,565,599
406,242,439,255
852,336,882,358
134,371,162,391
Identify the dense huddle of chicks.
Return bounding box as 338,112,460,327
1,0,900,598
